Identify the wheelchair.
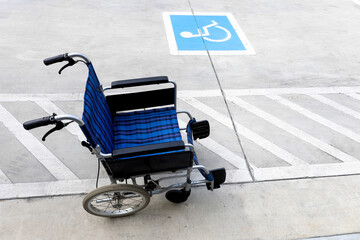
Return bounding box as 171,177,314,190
23,53,226,217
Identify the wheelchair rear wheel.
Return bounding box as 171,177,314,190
83,184,150,217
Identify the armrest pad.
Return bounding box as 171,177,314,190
112,141,185,159
111,76,169,89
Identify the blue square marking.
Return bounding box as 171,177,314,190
169,14,246,52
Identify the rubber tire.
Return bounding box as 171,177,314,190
83,184,150,218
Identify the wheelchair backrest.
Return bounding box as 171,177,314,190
81,63,113,154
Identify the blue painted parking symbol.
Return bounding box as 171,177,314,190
163,12,255,55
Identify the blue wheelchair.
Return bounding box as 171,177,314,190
23,53,226,217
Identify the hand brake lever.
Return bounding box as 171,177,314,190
58,58,76,74
42,121,73,141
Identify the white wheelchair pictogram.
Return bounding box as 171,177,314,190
180,20,232,42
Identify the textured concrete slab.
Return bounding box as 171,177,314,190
1,175,360,240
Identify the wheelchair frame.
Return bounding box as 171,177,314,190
23,53,225,217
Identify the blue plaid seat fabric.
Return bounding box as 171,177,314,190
81,64,182,155
113,107,182,150
81,63,114,154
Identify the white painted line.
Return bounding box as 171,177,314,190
179,120,254,177
0,170,252,199
163,12,179,55
310,94,360,121
0,93,83,102
225,87,360,97
345,93,360,101
0,169,11,184
0,104,78,180
182,97,308,166
354,0,360,6
0,178,110,200
178,90,222,98
268,95,360,143
254,162,360,181
36,101,86,142
230,96,359,163
178,119,253,181
0,87,359,101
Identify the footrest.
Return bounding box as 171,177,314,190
191,120,210,140
206,168,226,190
165,189,191,203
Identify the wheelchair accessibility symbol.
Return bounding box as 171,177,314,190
180,21,232,43
163,12,255,55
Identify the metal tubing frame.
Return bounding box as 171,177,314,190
67,53,91,64
54,114,84,126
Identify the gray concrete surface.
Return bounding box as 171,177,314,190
1,0,360,239
2,175,360,240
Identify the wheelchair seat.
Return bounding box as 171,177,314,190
80,63,193,179
113,107,182,149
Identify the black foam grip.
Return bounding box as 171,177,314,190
23,116,54,130
43,54,67,66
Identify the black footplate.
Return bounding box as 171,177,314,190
191,120,210,140
206,168,226,190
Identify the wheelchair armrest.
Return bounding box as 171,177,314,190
112,141,185,159
111,76,169,89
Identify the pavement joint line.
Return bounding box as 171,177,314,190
3,169,360,200
186,1,254,181
309,94,360,121
182,97,308,167
253,162,360,181
229,96,359,163
267,95,360,144
0,103,79,181
0,169,246,200
302,231,360,240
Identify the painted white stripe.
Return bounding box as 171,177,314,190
0,93,83,102
225,87,360,97
0,87,359,102
254,162,360,181
178,90,222,98
36,101,86,142
182,97,308,166
268,95,360,143
0,104,78,180
0,170,253,199
309,94,360,121
0,169,11,184
178,119,254,181
230,96,358,163
0,178,109,200
354,0,360,6
345,93,360,101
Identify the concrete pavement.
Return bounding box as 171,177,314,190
2,175,360,240
1,0,360,239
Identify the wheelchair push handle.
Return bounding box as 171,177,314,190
43,54,68,66
23,115,57,130
43,53,91,74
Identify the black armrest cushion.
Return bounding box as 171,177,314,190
111,76,169,89
112,141,185,159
